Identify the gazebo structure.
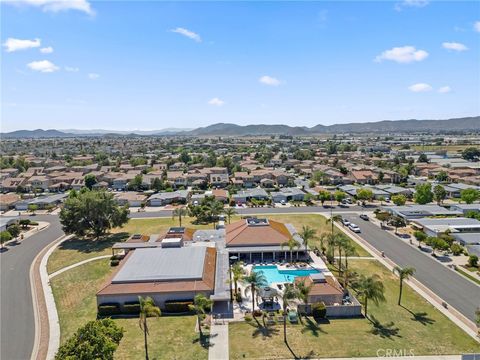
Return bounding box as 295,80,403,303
257,286,280,311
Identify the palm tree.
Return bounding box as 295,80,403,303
230,261,245,297
188,294,213,338
298,225,316,253
393,266,415,306
281,237,301,262
296,279,312,319
335,234,350,277
243,270,267,315
355,275,386,319
342,242,356,287
207,201,224,229
138,296,161,360
223,207,237,224
172,207,187,227
282,284,300,343
327,214,342,234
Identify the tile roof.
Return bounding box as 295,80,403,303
225,219,292,247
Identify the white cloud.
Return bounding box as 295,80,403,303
27,60,59,73
259,75,281,86
375,46,428,63
442,42,468,51
408,83,432,92
208,97,225,106
438,86,452,93
8,0,95,15
395,0,429,11
171,27,201,42
3,38,41,52
474,21,480,33
88,73,100,80
65,66,79,72
40,46,54,54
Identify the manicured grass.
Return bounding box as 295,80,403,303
456,267,480,286
262,214,370,257
229,259,480,359
112,216,213,235
50,259,208,360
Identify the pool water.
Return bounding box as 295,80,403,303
253,265,320,284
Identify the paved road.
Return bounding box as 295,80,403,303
0,215,63,360
343,214,480,323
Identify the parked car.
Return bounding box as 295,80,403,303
348,223,361,233
342,218,350,226
280,199,286,205
359,214,369,221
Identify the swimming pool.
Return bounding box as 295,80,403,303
253,265,320,284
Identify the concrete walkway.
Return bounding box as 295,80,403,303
49,255,111,279
208,322,229,360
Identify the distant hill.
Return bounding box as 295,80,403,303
2,116,479,138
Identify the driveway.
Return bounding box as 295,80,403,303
0,215,63,360
342,214,480,323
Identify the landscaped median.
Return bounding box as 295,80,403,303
50,258,209,359
229,259,480,359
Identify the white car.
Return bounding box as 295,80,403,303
348,223,361,233
342,218,350,226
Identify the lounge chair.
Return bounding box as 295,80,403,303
288,311,299,324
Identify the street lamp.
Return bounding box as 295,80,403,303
229,255,238,302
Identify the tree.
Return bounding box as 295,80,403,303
461,147,480,162
357,188,373,204
28,204,38,215
417,153,429,163
318,190,331,206
281,237,301,262
433,185,447,205
450,243,464,256
19,219,31,229
7,224,20,238
355,274,386,319
435,171,448,182
230,261,245,297
296,280,312,319
460,189,479,204
243,270,267,315
393,266,415,305
1,231,12,248
281,284,299,343
223,207,237,224
60,190,129,239
205,200,224,229
84,174,97,190
375,211,391,225
138,296,161,360
335,234,350,277
56,319,124,360
189,294,213,338
327,214,342,235
334,190,346,204
413,231,427,247
468,255,479,268
172,207,187,227
414,183,433,205
128,174,143,191
391,194,406,206
298,225,316,253
388,216,406,234
151,177,164,192
426,237,449,257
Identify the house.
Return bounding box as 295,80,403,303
16,193,67,210
96,245,216,310
166,171,187,188
410,217,480,237
351,170,378,185
208,167,229,187
232,188,269,204
114,192,147,207
232,172,255,188
211,189,229,203
383,204,462,221
0,193,20,211
225,218,306,262
294,273,343,305
270,187,306,203
450,204,480,215
147,190,190,206
0,216,20,232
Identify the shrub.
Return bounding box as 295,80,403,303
413,231,427,243
110,259,120,266
244,314,253,322
468,255,479,268
450,243,464,256
312,302,327,320
123,302,141,314
164,300,193,313
98,303,121,316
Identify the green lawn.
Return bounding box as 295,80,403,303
48,213,368,274
50,259,208,360
229,259,480,359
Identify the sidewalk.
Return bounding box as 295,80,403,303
208,322,229,360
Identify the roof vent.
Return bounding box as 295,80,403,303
246,218,269,226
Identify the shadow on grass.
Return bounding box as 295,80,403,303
192,333,213,348
247,317,280,339
57,232,129,254
400,305,436,326
369,315,401,339
300,317,328,337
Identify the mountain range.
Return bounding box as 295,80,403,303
2,116,479,138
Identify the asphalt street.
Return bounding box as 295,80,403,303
343,214,480,323
0,215,63,360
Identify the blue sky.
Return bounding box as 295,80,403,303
1,0,479,131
